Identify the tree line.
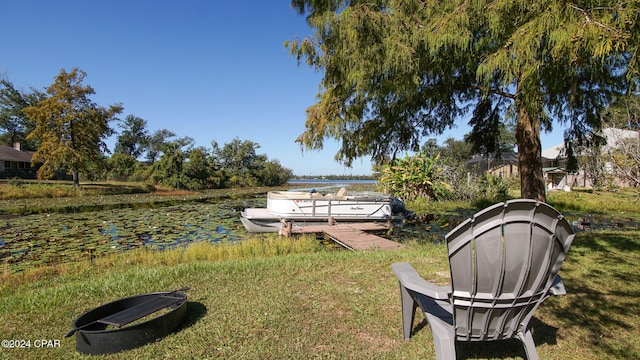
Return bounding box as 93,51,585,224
0,68,292,189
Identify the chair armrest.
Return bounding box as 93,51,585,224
548,274,566,296
391,262,451,300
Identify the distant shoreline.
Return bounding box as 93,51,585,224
287,179,378,184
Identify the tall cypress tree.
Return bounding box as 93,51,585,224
288,0,638,200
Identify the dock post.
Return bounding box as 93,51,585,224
279,220,293,237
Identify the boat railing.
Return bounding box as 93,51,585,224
268,191,391,202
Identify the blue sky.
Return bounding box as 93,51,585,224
1,1,565,176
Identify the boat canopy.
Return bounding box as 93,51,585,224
267,188,391,201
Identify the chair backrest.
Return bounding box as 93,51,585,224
445,199,574,342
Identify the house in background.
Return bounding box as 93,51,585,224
466,152,520,179
541,145,570,190
0,143,41,179
541,127,639,189
466,152,568,189
465,127,638,190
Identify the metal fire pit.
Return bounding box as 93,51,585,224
66,287,188,355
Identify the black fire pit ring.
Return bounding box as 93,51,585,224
67,288,188,355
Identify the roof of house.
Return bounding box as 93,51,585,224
0,145,36,163
467,152,519,165
543,167,567,174
542,127,639,159
541,144,565,159
601,127,639,150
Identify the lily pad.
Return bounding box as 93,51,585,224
1,196,266,273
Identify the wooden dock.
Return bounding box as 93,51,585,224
281,221,404,251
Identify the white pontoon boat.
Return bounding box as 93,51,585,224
240,188,413,233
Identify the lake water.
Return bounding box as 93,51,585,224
0,196,266,273
288,179,378,184
0,181,395,273
287,179,379,192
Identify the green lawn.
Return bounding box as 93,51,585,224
1,185,639,359
1,228,638,359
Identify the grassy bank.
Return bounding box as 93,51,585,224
0,181,275,214
1,229,639,359
1,183,639,358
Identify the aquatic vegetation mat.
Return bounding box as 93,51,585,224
0,198,264,273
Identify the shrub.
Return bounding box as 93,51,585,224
379,153,452,201
474,174,510,207
7,177,25,187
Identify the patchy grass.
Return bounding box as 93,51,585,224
1,229,639,359
0,235,323,288
547,188,640,216
534,229,640,360
1,184,639,358
0,181,277,214
0,180,156,199
0,241,441,359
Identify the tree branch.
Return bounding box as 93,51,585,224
473,84,517,99
567,3,622,35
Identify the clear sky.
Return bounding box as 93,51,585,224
1,1,565,176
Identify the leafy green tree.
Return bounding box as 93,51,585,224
24,68,123,187
603,93,640,130
420,139,440,158
212,138,293,187
81,153,109,181
258,160,294,186
216,137,265,186
0,79,44,150
114,115,150,158
287,0,637,201
150,140,187,188
148,136,195,188
465,116,517,156
183,147,213,190
217,138,263,173
439,138,474,167
107,153,137,181
145,129,176,164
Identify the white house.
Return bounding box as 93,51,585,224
541,127,639,189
